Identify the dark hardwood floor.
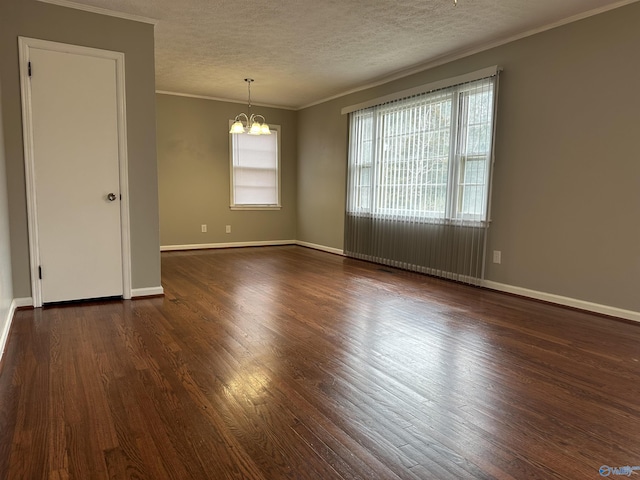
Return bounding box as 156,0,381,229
1,246,639,479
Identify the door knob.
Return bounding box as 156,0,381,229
107,193,117,201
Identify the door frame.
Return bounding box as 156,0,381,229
18,37,132,307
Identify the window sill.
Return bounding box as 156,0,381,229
230,205,282,211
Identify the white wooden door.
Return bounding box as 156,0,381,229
23,41,126,304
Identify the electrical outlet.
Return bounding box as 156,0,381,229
201,224,207,233
493,250,501,264
225,225,231,234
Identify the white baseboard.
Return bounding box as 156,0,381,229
160,239,345,256
296,241,345,256
131,287,164,298
13,297,33,308
483,280,640,323
0,300,17,360
0,297,32,362
161,240,297,251
160,242,638,322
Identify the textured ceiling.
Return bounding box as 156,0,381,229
42,0,638,109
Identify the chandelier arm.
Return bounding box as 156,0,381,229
234,112,250,126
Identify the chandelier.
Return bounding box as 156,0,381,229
229,78,271,135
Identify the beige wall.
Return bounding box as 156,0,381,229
156,94,297,247
297,3,640,312
0,79,14,346
0,0,161,297
297,99,348,249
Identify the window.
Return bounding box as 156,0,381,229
344,70,499,284
230,125,281,209
347,76,496,223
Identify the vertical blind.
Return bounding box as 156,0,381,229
345,72,499,284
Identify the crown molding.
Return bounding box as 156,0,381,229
300,0,640,110
36,0,159,25
155,90,296,111
36,0,640,109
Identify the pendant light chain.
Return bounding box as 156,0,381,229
229,78,271,135
246,78,253,114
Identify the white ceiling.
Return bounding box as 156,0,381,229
41,0,638,109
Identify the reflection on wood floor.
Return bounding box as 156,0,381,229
1,246,639,479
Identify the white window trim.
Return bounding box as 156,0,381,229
229,122,282,211
347,75,497,225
